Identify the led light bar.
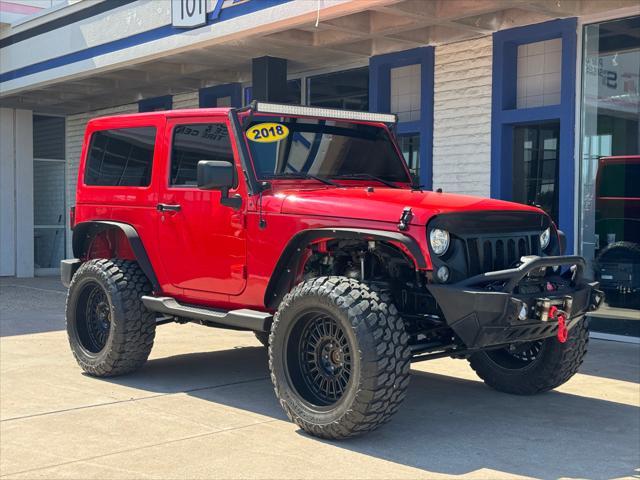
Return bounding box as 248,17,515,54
254,102,398,124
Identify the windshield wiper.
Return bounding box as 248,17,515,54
331,173,401,189
264,172,340,187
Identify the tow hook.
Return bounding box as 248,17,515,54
548,305,568,343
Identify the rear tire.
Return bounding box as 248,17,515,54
66,259,156,377
468,317,589,395
269,276,411,439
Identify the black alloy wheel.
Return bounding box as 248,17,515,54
290,311,352,406
77,282,112,353
486,340,544,369
269,276,411,439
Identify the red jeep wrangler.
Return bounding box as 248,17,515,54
62,102,603,439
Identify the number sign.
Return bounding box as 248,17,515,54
172,0,206,28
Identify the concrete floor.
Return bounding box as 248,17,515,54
1,277,639,479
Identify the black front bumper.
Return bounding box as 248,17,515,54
427,256,604,349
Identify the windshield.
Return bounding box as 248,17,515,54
243,116,411,184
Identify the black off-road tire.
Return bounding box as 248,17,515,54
596,241,640,265
66,259,156,377
468,317,589,395
254,331,270,347
595,241,640,310
269,276,411,440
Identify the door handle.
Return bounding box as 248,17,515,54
157,203,181,212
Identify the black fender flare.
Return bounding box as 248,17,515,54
72,220,160,291
264,227,427,308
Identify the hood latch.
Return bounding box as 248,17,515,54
397,207,413,231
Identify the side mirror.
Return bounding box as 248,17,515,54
197,160,242,209
197,160,234,190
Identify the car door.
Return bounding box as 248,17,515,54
156,116,247,295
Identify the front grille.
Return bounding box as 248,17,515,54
465,234,540,275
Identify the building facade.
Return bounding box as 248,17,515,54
0,0,638,327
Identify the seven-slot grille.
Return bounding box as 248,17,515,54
465,234,541,275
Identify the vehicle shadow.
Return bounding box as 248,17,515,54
104,344,639,479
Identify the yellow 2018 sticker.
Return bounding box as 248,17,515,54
247,123,289,143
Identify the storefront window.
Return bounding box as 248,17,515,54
580,16,640,314
390,64,421,121
516,38,562,108
307,67,369,111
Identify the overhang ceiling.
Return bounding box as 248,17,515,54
1,0,637,114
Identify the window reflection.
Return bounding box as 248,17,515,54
580,16,640,313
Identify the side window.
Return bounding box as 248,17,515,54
170,123,234,186
84,127,156,186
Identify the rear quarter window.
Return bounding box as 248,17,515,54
84,127,156,186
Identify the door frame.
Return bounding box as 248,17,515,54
491,18,577,252
33,113,67,276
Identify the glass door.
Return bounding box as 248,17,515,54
512,122,560,223
33,115,66,275
580,16,640,318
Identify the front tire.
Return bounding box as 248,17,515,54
66,259,156,377
468,317,589,395
269,276,411,439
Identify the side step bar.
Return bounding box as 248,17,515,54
141,296,272,332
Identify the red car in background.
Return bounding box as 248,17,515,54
595,155,640,309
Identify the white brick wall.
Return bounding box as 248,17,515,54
432,36,493,197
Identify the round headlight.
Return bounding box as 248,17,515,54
429,229,450,256
540,227,551,250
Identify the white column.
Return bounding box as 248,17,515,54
0,108,16,276
15,109,34,277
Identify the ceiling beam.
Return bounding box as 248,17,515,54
322,11,372,34
516,0,583,17
263,29,314,47
434,0,525,19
